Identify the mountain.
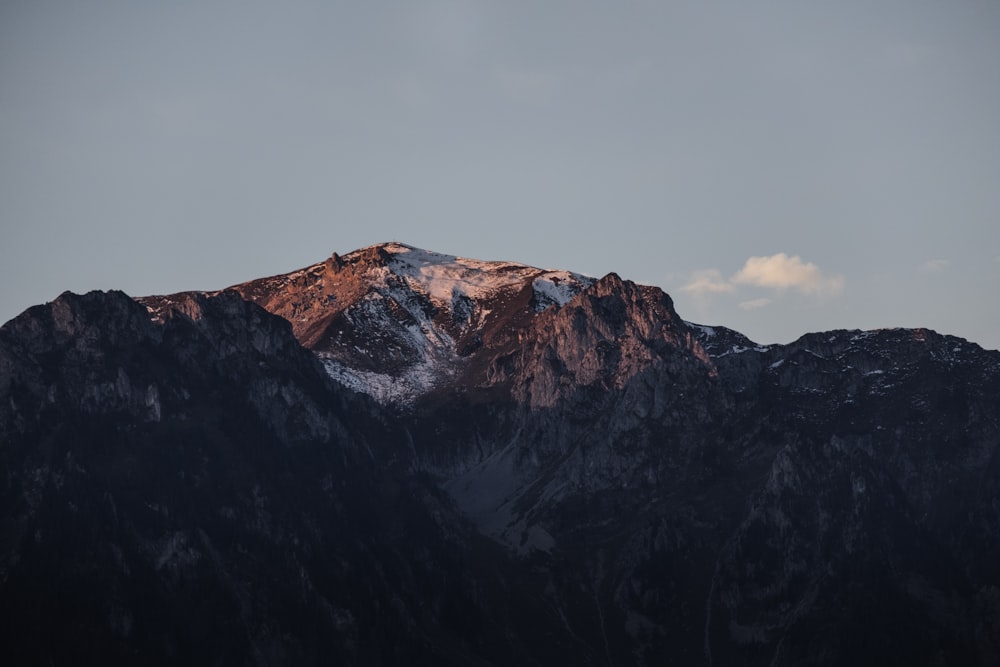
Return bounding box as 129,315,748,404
3,242,1000,666
140,242,596,405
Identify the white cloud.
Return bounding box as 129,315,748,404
679,269,735,296
731,253,844,296
678,254,844,303
919,259,949,274
739,298,771,310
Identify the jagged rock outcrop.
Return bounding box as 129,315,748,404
3,242,1000,666
692,326,1000,666
0,290,596,666
491,273,712,408
141,242,594,405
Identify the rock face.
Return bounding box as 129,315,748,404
0,290,594,665
147,242,593,405
696,327,1000,666
3,242,1000,666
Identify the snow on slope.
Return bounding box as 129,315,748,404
380,242,592,311
319,243,594,404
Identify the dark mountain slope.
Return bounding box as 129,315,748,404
3,242,1000,665
0,290,595,666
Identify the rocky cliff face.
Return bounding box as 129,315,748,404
145,242,592,405
695,327,1000,665
0,290,595,665
3,243,1000,665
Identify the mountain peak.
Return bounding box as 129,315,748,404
6,243,1000,665
166,242,593,404
135,243,724,406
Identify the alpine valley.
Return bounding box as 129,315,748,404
2,242,999,666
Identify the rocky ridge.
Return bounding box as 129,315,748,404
3,242,1000,665
0,289,597,665
140,242,593,405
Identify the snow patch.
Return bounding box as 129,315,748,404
319,288,461,404
685,322,716,338
717,345,772,357
379,243,593,308
317,244,594,403
321,355,451,405
532,271,591,310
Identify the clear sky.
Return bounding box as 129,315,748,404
2,1,998,349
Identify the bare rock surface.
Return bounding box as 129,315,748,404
3,242,1000,665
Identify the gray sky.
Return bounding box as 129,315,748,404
2,1,998,349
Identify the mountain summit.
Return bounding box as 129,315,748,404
142,242,597,404
4,242,1000,665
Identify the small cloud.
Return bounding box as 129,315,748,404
679,269,735,296
919,259,949,274
732,253,844,296
739,298,771,311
